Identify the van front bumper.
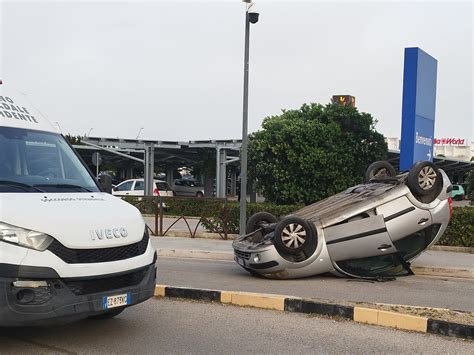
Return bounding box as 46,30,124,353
0,261,156,327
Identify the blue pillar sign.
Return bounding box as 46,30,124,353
399,47,438,171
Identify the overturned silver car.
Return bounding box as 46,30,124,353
233,161,452,279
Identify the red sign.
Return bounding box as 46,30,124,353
434,138,466,145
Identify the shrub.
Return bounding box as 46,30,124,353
122,197,472,247
200,202,302,235
437,207,473,247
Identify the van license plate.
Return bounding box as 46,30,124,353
103,293,130,310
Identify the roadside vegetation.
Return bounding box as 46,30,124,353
248,102,387,205
124,197,472,247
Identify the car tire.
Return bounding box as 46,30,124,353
273,216,315,255
245,212,278,234
407,161,442,197
196,191,204,198
89,308,124,320
364,161,397,183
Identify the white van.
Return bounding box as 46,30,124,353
0,85,157,326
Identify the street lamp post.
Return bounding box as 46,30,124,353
239,1,259,236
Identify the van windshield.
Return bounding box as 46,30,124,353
0,127,100,193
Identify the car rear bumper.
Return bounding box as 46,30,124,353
0,261,156,327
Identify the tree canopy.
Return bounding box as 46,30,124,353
248,102,388,205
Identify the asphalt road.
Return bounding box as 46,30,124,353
1,298,472,354
156,257,474,312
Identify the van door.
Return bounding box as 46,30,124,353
324,215,409,277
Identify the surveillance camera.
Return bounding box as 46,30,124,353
247,3,259,24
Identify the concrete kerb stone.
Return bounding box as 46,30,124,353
412,266,474,279
154,284,474,339
157,248,234,261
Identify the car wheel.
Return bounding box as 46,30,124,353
245,212,278,234
196,191,204,198
365,161,397,183
407,161,441,197
89,308,124,320
273,216,315,255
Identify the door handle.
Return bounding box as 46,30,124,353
378,244,392,251
418,218,429,225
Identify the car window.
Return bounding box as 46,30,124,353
134,181,144,191
155,182,169,191
452,185,459,191
393,224,441,261
337,254,409,277
174,180,182,186
116,181,133,191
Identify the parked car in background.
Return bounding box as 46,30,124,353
113,179,173,197
173,179,204,197
451,184,465,201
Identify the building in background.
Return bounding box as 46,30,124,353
386,137,472,161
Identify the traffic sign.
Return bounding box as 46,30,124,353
92,152,102,167
400,48,438,171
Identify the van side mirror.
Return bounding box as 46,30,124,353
98,174,113,194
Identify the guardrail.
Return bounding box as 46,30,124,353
121,196,231,240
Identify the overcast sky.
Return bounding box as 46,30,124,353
1,0,472,142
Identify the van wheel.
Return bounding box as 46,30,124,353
407,161,441,197
364,161,396,183
273,216,315,255
89,308,124,320
246,212,278,234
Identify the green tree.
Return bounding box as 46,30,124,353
248,102,387,205
65,134,82,145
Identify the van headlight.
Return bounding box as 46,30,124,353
0,222,53,251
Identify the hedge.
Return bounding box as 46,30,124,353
437,207,473,247
122,197,472,246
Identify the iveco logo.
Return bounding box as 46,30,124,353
90,228,128,240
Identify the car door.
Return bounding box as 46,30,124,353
324,214,409,277
130,180,144,196
173,180,184,196
375,196,432,243
112,180,134,196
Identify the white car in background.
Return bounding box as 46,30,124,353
113,179,173,197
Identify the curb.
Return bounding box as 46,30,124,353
157,248,234,261
154,285,474,340
157,231,238,240
412,266,474,279
428,245,474,254
156,249,474,279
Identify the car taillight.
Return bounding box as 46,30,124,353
153,188,160,196
448,197,453,220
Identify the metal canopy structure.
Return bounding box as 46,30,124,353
387,149,472,182
75,137,242,197
73,137,472,197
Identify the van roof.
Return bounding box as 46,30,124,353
0,85,58,133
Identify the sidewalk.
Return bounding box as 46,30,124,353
151,236,474,279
